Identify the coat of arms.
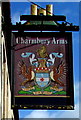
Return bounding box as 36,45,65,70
18,45,67,96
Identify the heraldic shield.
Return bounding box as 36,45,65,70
35,70,50,89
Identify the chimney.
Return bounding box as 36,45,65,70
31,4,37,15
37,8,46,16
46,4,53,16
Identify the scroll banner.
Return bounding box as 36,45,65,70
11,32,74,110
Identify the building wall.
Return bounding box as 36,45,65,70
1,32,14,119
0,2,14,119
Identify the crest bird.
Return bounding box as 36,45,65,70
18,61,34,86
52,62,67,86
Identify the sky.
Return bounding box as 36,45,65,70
10,1,80,119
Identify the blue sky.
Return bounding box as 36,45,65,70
10,2,80,119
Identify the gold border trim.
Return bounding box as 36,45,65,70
15,95,70,98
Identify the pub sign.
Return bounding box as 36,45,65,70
11,32,74,110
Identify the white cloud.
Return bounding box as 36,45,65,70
12,12,20,24
11,7,30,24
23,103,79,118
56,103,79,118
74,81,79,100
24,110,50,118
